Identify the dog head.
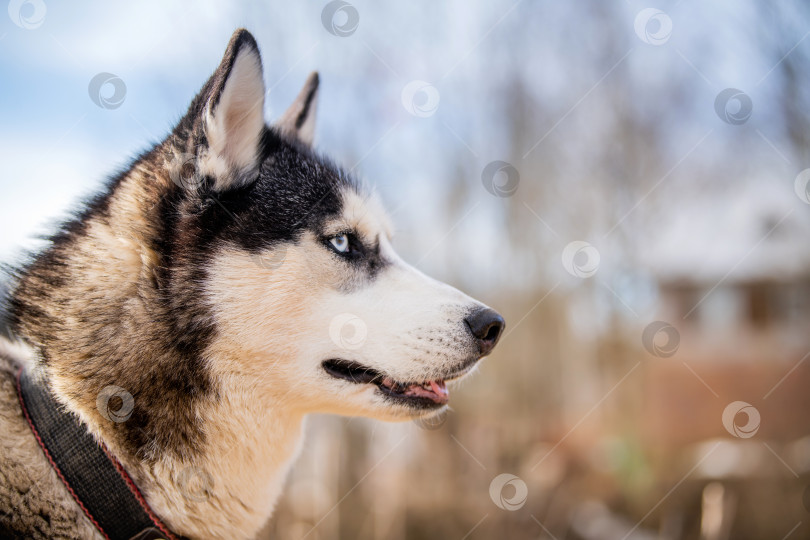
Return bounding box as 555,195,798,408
161,29,504,422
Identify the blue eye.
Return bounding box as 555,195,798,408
329,234,350,253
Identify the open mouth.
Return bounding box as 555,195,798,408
322,359,452,409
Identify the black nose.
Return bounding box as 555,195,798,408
464,307,505,356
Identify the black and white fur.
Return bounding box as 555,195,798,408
0,29,504,539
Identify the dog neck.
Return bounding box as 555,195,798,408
10,173,308,539
41,347,307,539
131,375,308,539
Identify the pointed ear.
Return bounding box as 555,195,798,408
276,72,319,147
199,29,266,190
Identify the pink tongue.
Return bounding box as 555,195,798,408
430,380,448,397
403,380,449,404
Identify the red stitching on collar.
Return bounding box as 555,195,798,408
15,367,111,540
101,445,177,540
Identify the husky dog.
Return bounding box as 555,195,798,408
0,29,504,539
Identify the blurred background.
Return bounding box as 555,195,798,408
2,1,810,539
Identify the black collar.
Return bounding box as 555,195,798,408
16,367,184,540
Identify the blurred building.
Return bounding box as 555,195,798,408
644,180,810,446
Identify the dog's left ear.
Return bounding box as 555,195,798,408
198,29,266,190
276,72,319,147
